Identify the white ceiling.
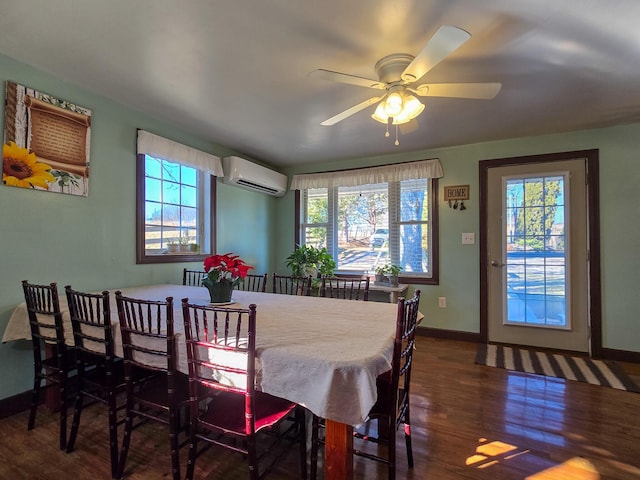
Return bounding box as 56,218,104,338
2,0,640,168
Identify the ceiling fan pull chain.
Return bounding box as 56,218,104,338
385,117,391,138
395,124,400,146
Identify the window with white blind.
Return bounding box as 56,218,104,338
136,130,223,264
292,159,441,284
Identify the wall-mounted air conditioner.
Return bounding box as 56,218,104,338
222,156,287,197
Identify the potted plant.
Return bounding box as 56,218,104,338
167,241,179,253
374,263,402,285
374,265,388,284
286,244,336,285
202,252,253,303
178,236,189,253
387,264,402,286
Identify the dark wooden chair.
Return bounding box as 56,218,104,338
320,275,370,301
272,274,312,296
310,290,421,480
22,280,74,451
181,299,307,480
182,268,204,286
115,292,190,480
237,273,268,292
64,286,125,479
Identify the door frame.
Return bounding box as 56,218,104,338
479,149,602,358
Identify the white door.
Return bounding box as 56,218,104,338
486,158,590,352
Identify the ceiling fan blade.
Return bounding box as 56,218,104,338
410,82,502,99
320,96,383,126
310,69,385,90
401,25,471,83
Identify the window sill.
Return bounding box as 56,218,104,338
137,252,208,264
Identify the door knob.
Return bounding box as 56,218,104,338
491,260,504,267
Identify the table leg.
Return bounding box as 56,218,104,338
325,419,353,480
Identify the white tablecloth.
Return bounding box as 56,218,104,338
3,284,400,425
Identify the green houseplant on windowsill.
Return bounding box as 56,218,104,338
374,265,388,284
374,263,402,286
286,244,336,289
386,264,402,286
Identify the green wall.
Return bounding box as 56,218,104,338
2,51,639,402
278,124,640,355
0,54,277,399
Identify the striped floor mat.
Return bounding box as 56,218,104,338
475,344,640,392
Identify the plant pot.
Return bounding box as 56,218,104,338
168,244,179,253
189,243,199,253
202,277,234,303
375,274,387,284
389,275,399,287
179,244,189,253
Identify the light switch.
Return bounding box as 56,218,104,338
462,233,475,245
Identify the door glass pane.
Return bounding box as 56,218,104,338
505,175,567,328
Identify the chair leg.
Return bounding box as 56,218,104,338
310,415,319,480
168,406,181,480
403,406,414,469
386,416,395,480
59,374,68,451
66,389,84,453
247,435,259,480
117,406,134,479
107,390,120,479
185,428,198,480
27,374,41,431
297,407,307,480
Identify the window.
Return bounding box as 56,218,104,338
293,160,441,284
136,130,222,264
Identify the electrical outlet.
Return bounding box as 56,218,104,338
438,296,447,308
462,232,475,245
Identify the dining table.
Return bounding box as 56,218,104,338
3,283,406,479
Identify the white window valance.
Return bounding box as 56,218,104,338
289,158,443,190
136,130,223,176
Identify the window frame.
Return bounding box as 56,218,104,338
136,153,216,264
294,177,439,285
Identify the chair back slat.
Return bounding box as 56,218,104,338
237,273,268,292
320,275,370,301
272,274,312,296
22,280,65,346
182,268,204,286
65,286,114,358
182,299,256,398
115,291,175,373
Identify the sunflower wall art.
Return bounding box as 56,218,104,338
3,81,91,196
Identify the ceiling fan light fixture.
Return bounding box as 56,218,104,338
372,91,424,126
384,90,404,116
392,94,424,124
371,102,390,124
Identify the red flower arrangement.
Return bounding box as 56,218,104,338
203,252,253,286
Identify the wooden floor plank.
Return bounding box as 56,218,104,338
1,337,640,479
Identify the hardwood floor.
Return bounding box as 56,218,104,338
2,337,640,479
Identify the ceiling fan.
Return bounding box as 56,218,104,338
310,25,501,143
